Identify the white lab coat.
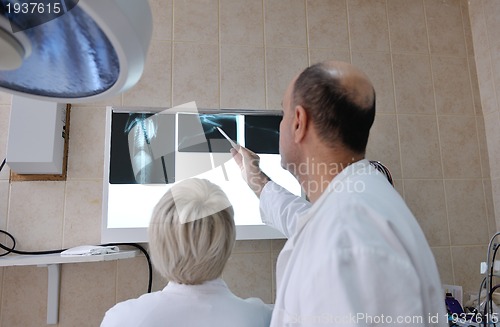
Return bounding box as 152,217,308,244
100,278,272,327
260,159,447,327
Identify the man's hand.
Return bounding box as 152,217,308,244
230,145,271,197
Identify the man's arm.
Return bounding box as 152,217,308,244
260,181,311,237
230,145,312,237
230,145,271,197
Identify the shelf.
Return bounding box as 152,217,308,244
0,251,137,324
0,250,137,266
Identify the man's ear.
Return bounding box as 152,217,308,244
294,105,308,143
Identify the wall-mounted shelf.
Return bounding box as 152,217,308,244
0,251,137,324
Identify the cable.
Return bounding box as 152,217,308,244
103,242,153,293
0,158,6,172
488,244,500,327
0,229,64,256
369,160,394,186
484,232,500,327
1,156,153,292
0,229,152,293
477,276,487,315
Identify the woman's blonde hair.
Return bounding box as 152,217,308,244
148,178,235,285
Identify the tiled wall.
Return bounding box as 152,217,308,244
469,0,500,242
0,0,494,325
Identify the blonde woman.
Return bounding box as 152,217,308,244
101,178,272,327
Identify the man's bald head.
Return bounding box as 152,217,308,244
321,61,375,110
292,60,376,154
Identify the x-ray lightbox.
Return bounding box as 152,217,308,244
101,105,302,242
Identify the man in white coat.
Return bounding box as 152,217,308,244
231,61,447,326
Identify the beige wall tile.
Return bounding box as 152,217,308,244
122,40,172,107
366,114,402,179
233,240,271,254
8,181,64,250
173,0,218,43
265,0,307,48
493,178,500,230
451,245,487,294
58,262,116,327
470,15,491,64
445,180,488,246
1,266,47,326
469,56,483,116
352,52,395,114
405,180,449,247
221,0,264,46
149,0,173,41
475,52,498,116
460,0,474,57
271,248,280,303
63,180,102,248
265,47,308,109
151,267,170,292
482,179,496,235
116,256,151,303
469,5,496,105
271,239,286,253
491,43,500,106
476,117,491,178
469,1,498,116
438,115,481,179
392,54,435,114
71,95,122,108
432,56,474,115
348,0,390,52
0,105,10,180
0,181,7,231
430,247,454,285
387,0,428,54
223,252,273,304
220,45,265,109
425,0,466,57
483,0,500,47
307,0,349,50
67,107,106,180
173,43,219,108
308,49,350,65
483,112,500,180
0,268,2,309
398,115,443,179
468,0,487,47
0,92,11,105
392,179,404,197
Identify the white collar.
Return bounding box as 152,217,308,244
294,159,371,234
163,278,231,295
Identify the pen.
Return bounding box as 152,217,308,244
216,127,238,148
